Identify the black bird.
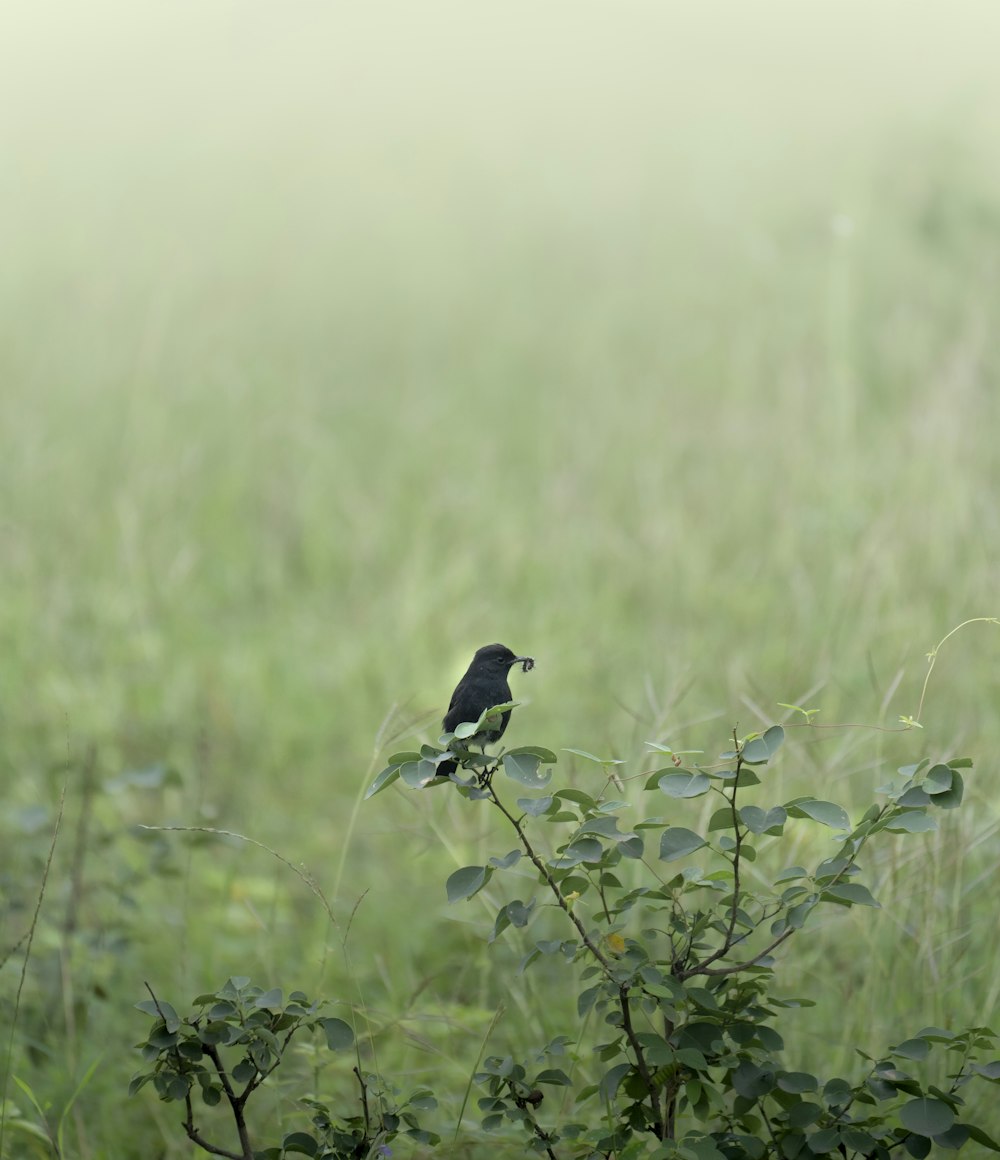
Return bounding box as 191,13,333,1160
438,643,535,776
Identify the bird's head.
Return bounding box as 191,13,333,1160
475,643,535,673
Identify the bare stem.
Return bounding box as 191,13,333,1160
182,1092,242,1160
354,1066,371,1138
680,733,745,978
204,1044,254,1159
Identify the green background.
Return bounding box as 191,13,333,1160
2,1,999,1154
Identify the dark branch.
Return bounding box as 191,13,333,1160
619,984,664,1139
485,783,614,975
183,1091,242,1160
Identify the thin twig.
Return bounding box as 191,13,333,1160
182,1092,242,1160
204,1044,254,1158
485,784,614,975
354,1066,370,1138
619,984,663,1138
680,735,745,977
508,1081,559,1159
484,778,663,1139
686,802,892,980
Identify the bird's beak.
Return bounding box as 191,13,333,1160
513,655,535,672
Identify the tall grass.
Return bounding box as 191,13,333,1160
1,1,999,1154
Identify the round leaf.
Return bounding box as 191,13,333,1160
900,1097,955,1137
400,760,438,788
506,745,558,763
446,864,488,902
503,751,552,787
659,827,707,862
658,771,711,798
886,811,938,834
923,764,953,794
320,1017,355,1051
551,838,604,867
518,795,553,816
893,1038,931,1061
790,799,850,830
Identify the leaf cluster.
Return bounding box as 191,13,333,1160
131,976,438,1158
369,716,999,1157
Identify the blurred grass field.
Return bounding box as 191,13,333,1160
2,1,1000,1155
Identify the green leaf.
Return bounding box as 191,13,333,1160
900,1097,955,1137
742,725,784,764
555,788,598,807
452,701,518,739
488,849,521,869
399,759,438,788
503,751,552,788
598,1062,632,1103
886,811,938,834
841,1129,876,1153
965,1124,1000,1152
788,799,850,830
518,795,553,816
320,1017,354,1051
657,771,711,798
446,865,489,902
562,748,624,765
914,1026,955,1041
365,764,402,798
386,750,421,765
134,999,180,1033
932,771,964,809
893,1038,931,1061
788,1102,823,1129
898,786,932,808
618,835,644,858
578,816,636,841
774,865,808,883
923,764,953,794
807,1128,839,1154
777,1072,818,1093
255,988,283,1009
903,1135,932,1158
822,883,879,908
932,1124,969,1150
536,1068,572,1085
659,828,707,862
551,838,604,867
731,1060,775,1099
282,1131,319,1156
739,805,786,834
822,1077,852,1107
506,745,558,763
